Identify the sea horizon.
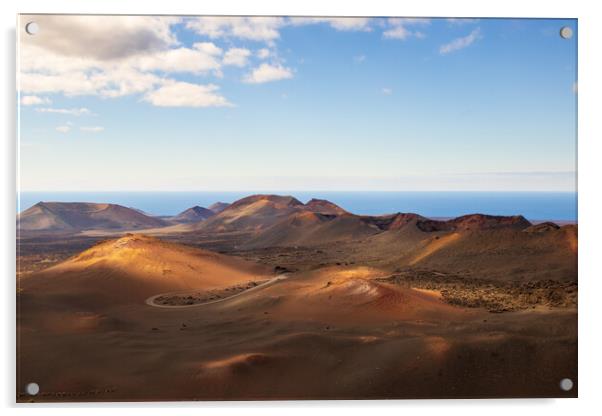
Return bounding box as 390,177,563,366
17,191,578,222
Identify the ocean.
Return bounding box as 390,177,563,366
17,191,577,222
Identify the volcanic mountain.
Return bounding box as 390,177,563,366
194,195,353,234
170,206,215,224
208,202,230,213
19,234,272,305
241,211,380,249
304,198,348,215
524,222,561,233
447,214,532,231
195,195,306,232
357,213,533,234
359,217,576,281
17,202,168,232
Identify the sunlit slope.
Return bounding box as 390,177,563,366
20,234,273,304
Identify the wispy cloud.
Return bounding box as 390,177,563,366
383,25,410,40
222,48,251,67
257,48,271,59
143,81,233,108
382,88,393,95
289,17,373,32
383,18,430,40
186,17,285,43
317,18,373,32
243,63,294,84
20,95,51,106
187,16,374,46
439,28,481,55
133,42,223,75
446,18,480,26
36,107,91,116
55,125,71,133
80,126,104,133
353,55,366,63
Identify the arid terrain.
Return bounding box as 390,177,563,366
17,194,578,401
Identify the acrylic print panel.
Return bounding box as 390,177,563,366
16,15,577,402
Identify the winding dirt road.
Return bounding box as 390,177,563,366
145,274,288,309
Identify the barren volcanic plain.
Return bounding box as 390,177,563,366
17,194,577,401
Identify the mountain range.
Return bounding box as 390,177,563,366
18,194,572,239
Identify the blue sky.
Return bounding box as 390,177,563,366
18,16,577,191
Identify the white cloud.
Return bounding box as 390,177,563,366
134,43,223,74
20,95,51,106
243,63,294,84
21,71,103,96
439,28,482,55
447,18,480,25
382,88,393,95
19,15,427,109
80,126,104,133
289,17,373,32
383,25,411,40
223,48,252,67
194,42,223,56
21,15,179,60
55,125,71,133
353,55,366,63
389,18,431,26
143,81,233,108
36,107,91,116
18,16,233,106
186,16,374,45
20,45,162,98
185,17,285,42
320,18,373,31
383,18,430,40
257,48,271,59
88,68,163,98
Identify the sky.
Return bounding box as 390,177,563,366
17,16,577,192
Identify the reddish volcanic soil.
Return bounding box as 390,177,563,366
16,195,577,402
17,234,577,401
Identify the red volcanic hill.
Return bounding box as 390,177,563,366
196,194,373,247
241,211,380,249
524,222,561,233
371,213,532,233
304,198,348,215
17,202,168,232
170,206,215,224
228,194,304,210
363,217,576,282
447,214,532,231
19,234,272,305
196,195,351,234
208,202,230,213
195,195,306,232
363,213,427,231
